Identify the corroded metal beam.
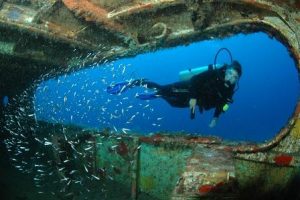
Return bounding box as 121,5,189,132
0,0,299,156
62,0,124,32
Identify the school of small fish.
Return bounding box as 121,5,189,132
2,59,164,198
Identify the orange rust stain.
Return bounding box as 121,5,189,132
188,137,218,144
63,0,107,16
116,141,129,156
122,3,154,16
198,184,214,194
139,3,153,10
153,134,163,141
62,0,123,32
198,181,226,195
222,146,233,152
242,0,272,10
45,21,76,38
215,181,225,188
139,134,163,144
273,154,293,166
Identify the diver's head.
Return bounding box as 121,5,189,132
224,60,242,85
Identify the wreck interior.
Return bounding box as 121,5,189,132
0,0,300,199
34,32,299,143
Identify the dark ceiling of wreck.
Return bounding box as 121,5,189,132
0,0,299,107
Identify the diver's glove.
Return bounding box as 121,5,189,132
209,117,218,128
189,98,197,119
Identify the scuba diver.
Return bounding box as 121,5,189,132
106,48,242,128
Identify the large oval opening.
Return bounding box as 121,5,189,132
34,32,300,143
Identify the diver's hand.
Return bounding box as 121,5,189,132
189,98,197,119
209,117,218,128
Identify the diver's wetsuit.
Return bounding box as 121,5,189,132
132,66,235,118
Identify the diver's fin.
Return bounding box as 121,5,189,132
135,93,159,100
106,81,130,95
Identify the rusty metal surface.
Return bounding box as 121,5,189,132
172,144,236,198
0,1,300,198
0,0,299,65
53,125,299,199
0,0,299,166
0,1,299,86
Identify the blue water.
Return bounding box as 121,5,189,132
2,95,9,107
35,32,300,142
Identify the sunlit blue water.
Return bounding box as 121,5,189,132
35,32,300,142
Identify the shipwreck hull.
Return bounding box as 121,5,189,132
0,0,299,199
15,121,299,199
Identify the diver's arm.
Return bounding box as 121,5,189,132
211,100,231,127
210,82,235,127
209,117,218,128
210,106,223,128
189,98,197,119
188,75,202,119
